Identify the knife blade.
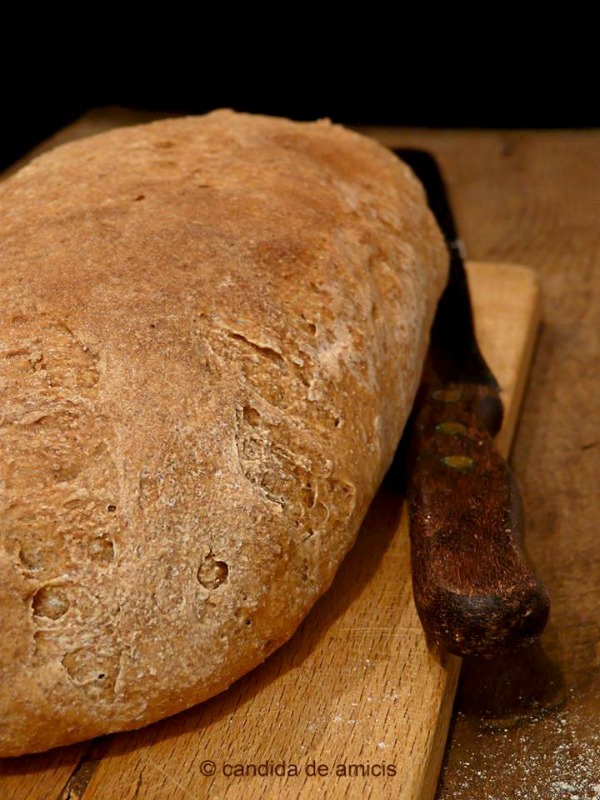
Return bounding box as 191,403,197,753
396,148,550,658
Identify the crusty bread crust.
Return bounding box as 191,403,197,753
0,110,447,756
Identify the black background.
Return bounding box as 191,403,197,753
1,31,596,173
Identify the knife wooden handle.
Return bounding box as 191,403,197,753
406,382,550,657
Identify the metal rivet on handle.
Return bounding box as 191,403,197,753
436,421,467,435
441,455,475,470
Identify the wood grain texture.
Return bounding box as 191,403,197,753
0,258,539,800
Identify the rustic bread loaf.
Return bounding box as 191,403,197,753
0,110,447,756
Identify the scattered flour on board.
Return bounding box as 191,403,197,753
442,700,599,800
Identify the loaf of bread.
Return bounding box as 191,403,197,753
0,110,447,756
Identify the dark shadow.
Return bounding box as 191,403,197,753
0,741,90,779
455,633,566,730
434,634,567,799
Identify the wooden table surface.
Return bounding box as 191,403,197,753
3,113,599,798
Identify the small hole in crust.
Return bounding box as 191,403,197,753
301,482,315,509
61,649,116,697
19,543,45,571
301,559,311,581
242,405,261,427
107,504,117,513
89,535,115,564
197,553,229,589
300,315,317,336
32,587,69,619
133,194,145,201
301,529,315,544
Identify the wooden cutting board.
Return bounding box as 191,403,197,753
0,261,540,800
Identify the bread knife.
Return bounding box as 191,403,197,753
395,148,550,658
